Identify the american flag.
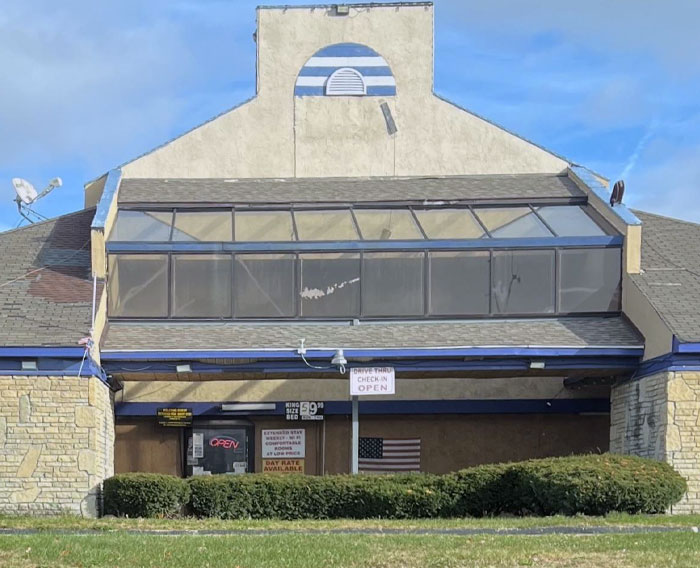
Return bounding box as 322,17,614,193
358,437,421,473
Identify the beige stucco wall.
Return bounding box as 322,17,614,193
622,274,673,361
117,375,604,404
611,371,700,514
0,376,114,517
119,5,567,180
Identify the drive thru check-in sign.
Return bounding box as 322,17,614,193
350,367,395,395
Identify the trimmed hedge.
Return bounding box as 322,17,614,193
103,454,687,519
509,454,687,516
103,473,190,518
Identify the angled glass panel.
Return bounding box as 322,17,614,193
109,210,173,241
294,210,359,241
108,255,168,317
363,252,424,316
559,248,621,312
353,209,423,240
414,208,487,239
172,211,232,242
429,252,490,315
235,211,295,242
300,253,361,317
535,206,606,237
475,207,553,238
234,254,295,317
172,255,232,317
492,250,555,314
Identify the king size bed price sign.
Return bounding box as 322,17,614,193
285,401,324,421
350,367,395,395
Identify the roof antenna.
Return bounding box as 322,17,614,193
12,176,62,225
610,180,625,207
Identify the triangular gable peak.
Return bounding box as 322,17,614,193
88,3,570,200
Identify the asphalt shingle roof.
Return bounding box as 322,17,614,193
102,317,642,352
0,209,97,347
631,210,700,343
118,174,584,205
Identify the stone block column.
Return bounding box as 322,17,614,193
0,375,114,516
610,370,700,513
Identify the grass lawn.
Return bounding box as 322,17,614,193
0,515,699,567
0,531,699,567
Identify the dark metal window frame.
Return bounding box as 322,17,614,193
107,245,623,322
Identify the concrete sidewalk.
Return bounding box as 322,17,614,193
0,525,698,537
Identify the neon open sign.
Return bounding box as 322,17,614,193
209,436,241,450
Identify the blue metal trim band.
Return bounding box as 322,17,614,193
629,352,700,381
0,347,88,358
672,336,700,354
91,168,122,230
106,235,623,254
115,398,610,417
0,356,107,383
101,346,643,362
103,355,639,375
569,166,641,227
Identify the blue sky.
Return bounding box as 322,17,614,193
1,0,699,232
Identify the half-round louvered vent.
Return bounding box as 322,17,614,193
325,68,367,96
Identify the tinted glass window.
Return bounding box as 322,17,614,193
476,207,553,238
108,255,168,317
172,211,232,241
172,255,232,317
300,253,361,317
353,209,423,240
363,252,424,316
233,254,296,317
429,252,490,315
559,248,621,312
492,250,555,314
536,206,606,237
109,211,173,241
235,211,295,241
294,210,359,240
414,208,487,239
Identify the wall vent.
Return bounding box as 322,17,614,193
325,68,367,96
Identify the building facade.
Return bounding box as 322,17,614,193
0,2,698,515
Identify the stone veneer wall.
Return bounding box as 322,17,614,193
0,376,114,516
610,371,700,514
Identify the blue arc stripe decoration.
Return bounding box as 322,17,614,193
298,66,394,77
295,43,396,97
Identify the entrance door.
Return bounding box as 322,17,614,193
186,422,253,476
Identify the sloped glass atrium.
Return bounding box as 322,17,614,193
106,203,622,319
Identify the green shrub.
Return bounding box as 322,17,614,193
510,454,687,516
103,473,190,518
103,454,687,519
188,473,448,519
441,462,517,517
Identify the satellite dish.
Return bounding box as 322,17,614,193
12,178,38,205
11,176,63,225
